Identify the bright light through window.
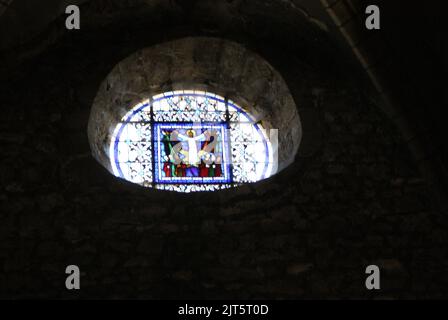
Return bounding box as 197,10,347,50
109,90,275,192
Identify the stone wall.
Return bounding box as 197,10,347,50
0,0,447,299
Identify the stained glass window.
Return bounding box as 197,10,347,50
110,90,274,192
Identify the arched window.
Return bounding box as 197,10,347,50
110,90,275,193
88,38,302,193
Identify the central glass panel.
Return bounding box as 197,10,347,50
153,122,231,184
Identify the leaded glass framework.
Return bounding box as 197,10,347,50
110,90,275,192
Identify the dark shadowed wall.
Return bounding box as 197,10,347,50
0,0,446,299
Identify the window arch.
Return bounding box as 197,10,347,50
110,90,275,193
88,38,302,193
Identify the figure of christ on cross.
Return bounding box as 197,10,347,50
177,129,209,166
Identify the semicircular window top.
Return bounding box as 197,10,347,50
110,90,276,193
